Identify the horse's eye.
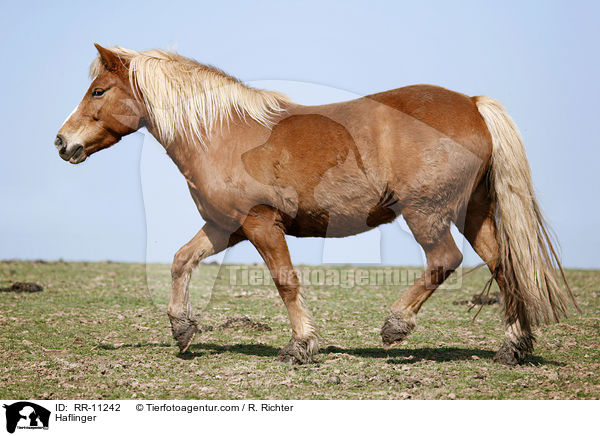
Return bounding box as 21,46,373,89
92,88,106,97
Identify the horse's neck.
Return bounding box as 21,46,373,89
147,114,274,184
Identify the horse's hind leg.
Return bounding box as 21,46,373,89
169,223,244,352
241,206,318,364
462,183,533,365
381,209,463,348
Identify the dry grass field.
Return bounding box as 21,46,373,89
1,260,598,399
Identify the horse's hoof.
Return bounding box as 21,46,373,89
381,311,416,349
493,336,534,366
169,314,198,353
278,336,319,364
493,345,521,366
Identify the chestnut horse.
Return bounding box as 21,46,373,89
56,44,575,365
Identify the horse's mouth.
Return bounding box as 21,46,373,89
69,150,87,164
60,145,87,164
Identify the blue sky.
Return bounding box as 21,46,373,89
1,1,599,268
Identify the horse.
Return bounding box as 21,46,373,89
55,44,576,365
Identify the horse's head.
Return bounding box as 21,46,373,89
55,44,147,164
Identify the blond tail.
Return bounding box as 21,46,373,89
474,96,577,326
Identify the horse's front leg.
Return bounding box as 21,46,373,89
169,222,243,352
242,207,319,364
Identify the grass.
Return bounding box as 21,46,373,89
0,260,598,399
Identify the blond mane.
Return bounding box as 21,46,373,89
90,46,290,148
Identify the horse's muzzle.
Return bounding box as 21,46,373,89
55,135,87,164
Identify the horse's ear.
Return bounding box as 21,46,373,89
94,43,126,72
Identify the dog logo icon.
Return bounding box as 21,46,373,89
3,402,50,433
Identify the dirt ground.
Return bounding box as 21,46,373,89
0,260,598,399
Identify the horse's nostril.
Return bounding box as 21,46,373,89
55,135,64,150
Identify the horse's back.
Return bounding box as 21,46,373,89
366,84,493,162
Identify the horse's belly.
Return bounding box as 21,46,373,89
285,163,396,238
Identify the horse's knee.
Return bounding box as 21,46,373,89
172,244,210,280
171,248,190,280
